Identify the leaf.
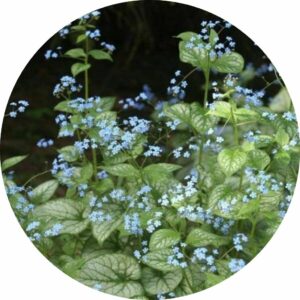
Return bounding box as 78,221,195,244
186,228,229,247
65,48,86,59
82,163,94,180
190,102,216,133
2,155,27,171
101,164,140,178
99,96,116,111
141,267,182,295
91,178,114,195
209,29,219,46
92,213,122,244
235,108,259,122
260,191,282,212
144,249,180,272
94,111,117,122
144,163,182,175
164,102,215,134
218,147,247,176
71,62,91,77
247,149,270,170
212,52,244,73
58,146,80,162
88,49,112,61
78,254,143,298
34,199,88,234
205,273,226,288
208,184,234,210
54,101,74,113
164,103,191,125
274,151,290,165
76,34,87,44
58,219,90,234
179,264,205,294
149,229,180,251
30,180,58,203
178,39,209,72
177,31,199,41
34,199,81,219
270,88,291,112
215,259,231,276
207,101,232,119
274,117,298,137
275,128,289,146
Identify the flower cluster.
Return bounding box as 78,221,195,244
44,223,64,237
7,100,29,118
228,258,246,273
167,244,188,268
124,213,143,235
192,247,219,272
53,76,82,98
233,233,248,251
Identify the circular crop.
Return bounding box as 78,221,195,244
1,2,298,299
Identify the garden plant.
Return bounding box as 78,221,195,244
1,8,299,300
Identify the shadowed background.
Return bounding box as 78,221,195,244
1,0,278,181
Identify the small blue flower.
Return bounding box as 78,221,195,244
37,138,54,148
144,145,162,157
228,258,246,272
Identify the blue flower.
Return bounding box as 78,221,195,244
44,223,63,237
233,233,248,251
144,145,162,157
228,258,246,272
283,112,296,121
124,213,143,235
26,221,40,232
37,138,54,148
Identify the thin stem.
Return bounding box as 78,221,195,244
274,68,285,89
220,246,235,260
239,171,244,190
84,39,97,181
230,104,239,145
250,220,257,237
24,170,51,187
203,70,210,108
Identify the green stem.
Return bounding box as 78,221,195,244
239,171,244,190
203,70,210,108
220,246,235,260
84,39,97,181
24,170,51,186
250,220,257,237
230,103,239,145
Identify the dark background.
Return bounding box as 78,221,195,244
1,0,279,180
